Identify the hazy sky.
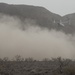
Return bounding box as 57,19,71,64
0,0,75,16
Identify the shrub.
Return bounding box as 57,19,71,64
63,66,75,75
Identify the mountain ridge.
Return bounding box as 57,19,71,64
0,3,75,33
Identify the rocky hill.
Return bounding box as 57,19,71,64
0,3,75,33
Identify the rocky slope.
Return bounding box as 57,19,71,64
0,3,75,33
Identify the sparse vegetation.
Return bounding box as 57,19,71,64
0,56,75,75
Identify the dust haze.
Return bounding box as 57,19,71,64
0,13,75,60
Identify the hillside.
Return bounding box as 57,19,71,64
0,3,75,33
0,3,61,28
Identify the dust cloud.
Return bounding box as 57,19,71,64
0,13,75,60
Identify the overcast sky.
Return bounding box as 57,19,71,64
0,0,75,16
